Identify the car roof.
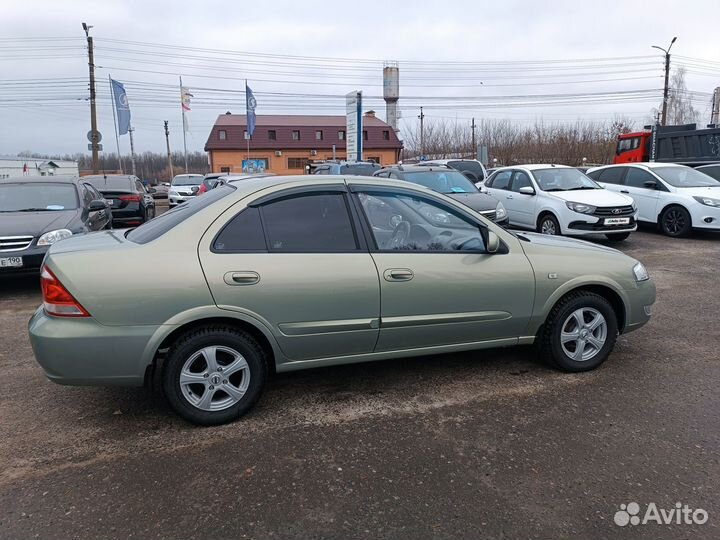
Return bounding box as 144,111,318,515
378,164,454,173
587,162,690,173
83,174,135,180
0,175,81,184
495,164,574,171
422,159,483,165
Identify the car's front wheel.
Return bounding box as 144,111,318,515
163,326,268,425
540,291,618,372
537,214,560,235
659,205,691,237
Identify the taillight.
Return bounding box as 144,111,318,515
40,266,90,317
119,194,141,202
198,184,207,194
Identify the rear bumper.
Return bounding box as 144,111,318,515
28,307,159,386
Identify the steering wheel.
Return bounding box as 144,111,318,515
388,221,411,250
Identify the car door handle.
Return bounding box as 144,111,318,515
224,271,260,286
383,268,414,282
620,190,629,194
506,195,514,199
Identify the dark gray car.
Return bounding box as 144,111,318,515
0,176,111,273
374,165,508,225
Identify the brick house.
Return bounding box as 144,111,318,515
204,112,403,175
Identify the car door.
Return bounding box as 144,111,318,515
79,183,100,230
506,170,537,228
484,170,514,224
198,185,381,362
591,167,627,195
621,167,663,223
352,185,535,352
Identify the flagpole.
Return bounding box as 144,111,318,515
180,76,189,173
108,75,123,174
245,80,250,171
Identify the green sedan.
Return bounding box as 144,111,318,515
29,175,656,425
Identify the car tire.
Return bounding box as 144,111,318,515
605,232,630,241
539,291,618,372
537,213,560,235
659,205,691,237
162,326,268,425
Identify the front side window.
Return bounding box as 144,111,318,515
358,191,486,252
261,193,357,252
625,168,658,189
488,170,512,190
511,171,532,192
595,167,627,185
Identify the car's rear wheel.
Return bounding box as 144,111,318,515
605,232,631,241
660,205,691,237
539,291,618,372
163,326,268,425
537,214,560,235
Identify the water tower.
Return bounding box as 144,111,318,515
383,62,399,132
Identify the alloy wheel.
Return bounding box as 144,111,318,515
560,308,607,362
664,209,686,236
179,346,251,411
540,218,557,235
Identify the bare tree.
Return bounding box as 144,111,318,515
650,67,699,125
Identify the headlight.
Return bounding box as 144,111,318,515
633,262,649,282
693,196,720,207
566,201,596,214
495,201,507,220
168,188,179,196
37,229,73,246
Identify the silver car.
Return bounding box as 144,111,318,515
29,175,655,425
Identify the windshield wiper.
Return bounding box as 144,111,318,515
16,208,58,212
543,188,565,192
567,186,597,190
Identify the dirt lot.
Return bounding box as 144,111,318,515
0,226,719,540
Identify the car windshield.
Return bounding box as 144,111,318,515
340,163,380,175
0,183,78,212
172,175,203,186
653,167,720,188
83,176,133,191
402,170,478,194
447,161,485,181
533,168,600,191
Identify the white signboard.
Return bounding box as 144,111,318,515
346,91,362,162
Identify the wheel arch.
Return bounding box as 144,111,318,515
657,202,691,227
536,209,560,229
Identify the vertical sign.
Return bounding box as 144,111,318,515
346,91,362,161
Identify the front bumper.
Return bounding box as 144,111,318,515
168,193,196,206
622,279,656,334
565,214,638,236
691,205,720,230
28,307,160,386
0,244,48,274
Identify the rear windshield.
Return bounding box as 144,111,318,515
127,185,234,244
172,175,203,186
447,161,485,181
0,182,78,212
340,164,380,176
84,176,133,191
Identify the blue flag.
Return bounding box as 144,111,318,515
111,78,131,135
246,83,257,137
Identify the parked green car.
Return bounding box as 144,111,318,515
29,175,655,425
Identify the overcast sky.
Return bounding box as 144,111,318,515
1,0,718,158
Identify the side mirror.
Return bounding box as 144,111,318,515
88,200,106,212
487,230,500,254
518,186,536,195
643,180,657,189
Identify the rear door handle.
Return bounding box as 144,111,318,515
506,195,514,199
620,190,629,194
383,268,414,282
224,271,260,286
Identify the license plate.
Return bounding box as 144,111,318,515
604,217,630,225
0,256,23,268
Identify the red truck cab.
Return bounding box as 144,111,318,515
614,131,651,164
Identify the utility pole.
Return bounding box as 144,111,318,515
83,22,99,173
164,121,174,179
711,87,720,125
128,127,137,176
652,37,677,126
471,117,476,159
418,106,425,159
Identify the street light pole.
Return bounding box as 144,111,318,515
82,22,99,173
652,37,677,126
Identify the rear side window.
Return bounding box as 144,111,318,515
261,193,357,252
213,207,266,252
596,167,626,185
127,185,235,244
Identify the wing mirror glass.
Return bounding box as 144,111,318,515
486,230,500,254
518,186,536,195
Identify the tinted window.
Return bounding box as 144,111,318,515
339,163,381,176
135,181,145,193
84,176,133,191
171,175,203,186
84,183,102,200
0,182,78,211
260,193,357,252
698,166,720,181
214,207,266,251
127,185,235,244
489,170,512,190
80,184,94,206
625,168,658,189
447,161,485,181
511,171,532,192
597,167,627,185
358,192,486,252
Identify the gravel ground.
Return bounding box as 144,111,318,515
0,225,718,540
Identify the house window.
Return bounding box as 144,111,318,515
268,130,277,140
382,130,390,140
338,131,345,140
292,130,301,140
363,130,368,141
315,130,323,141
219,130,227,140
220,166,231,173
288,158,306,169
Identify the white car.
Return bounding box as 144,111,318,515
587,163,720,237
483,164,638,241
168,174,204,207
